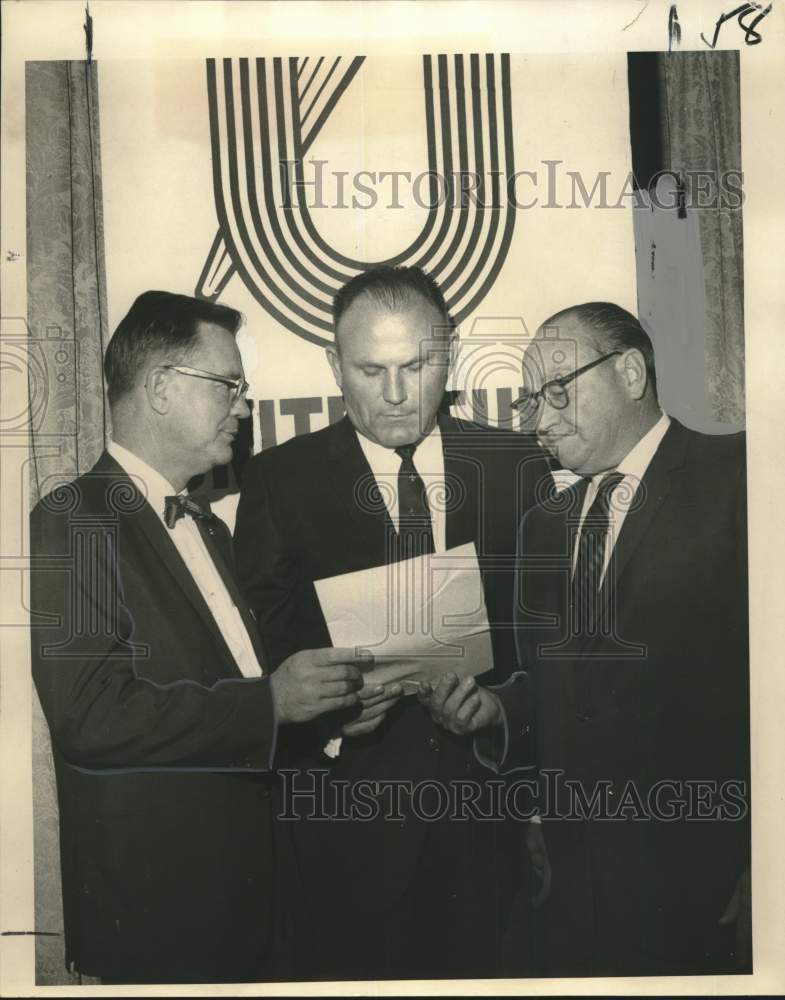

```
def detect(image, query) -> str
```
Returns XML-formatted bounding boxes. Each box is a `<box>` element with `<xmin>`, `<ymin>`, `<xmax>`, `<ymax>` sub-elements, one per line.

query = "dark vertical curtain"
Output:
<box><xmin>26</xmin><ymin>60</ymin><xmax>108</xmax><ymax>985</ymax></box>
<box><xmin>660</xmin><ymin>51</ymin><xmax>745</xmax><ymax>425</ymax></box>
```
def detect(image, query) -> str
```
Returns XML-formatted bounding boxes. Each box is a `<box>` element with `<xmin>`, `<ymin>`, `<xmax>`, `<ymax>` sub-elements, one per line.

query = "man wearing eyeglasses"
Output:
<box><xmin>30</xmin><ymin>291</ymin><xmax>369</xmax><ymax>984</ymax></box>
<box><xmin>509</xmin><ymin>302</ymin><xmax>750</xmax><ymax>976</ymax></box>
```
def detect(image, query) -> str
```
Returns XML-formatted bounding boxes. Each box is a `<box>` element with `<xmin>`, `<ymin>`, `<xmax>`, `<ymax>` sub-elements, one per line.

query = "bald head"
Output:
<box><xmin>522</xmin><ymin>302</ymin><xmax>661</xmax><ymax>475</ymax></box>
<box><xmin>538</xmin><ymin>302</ymin><xmax>657</xmax><ymax>399</ymax></box>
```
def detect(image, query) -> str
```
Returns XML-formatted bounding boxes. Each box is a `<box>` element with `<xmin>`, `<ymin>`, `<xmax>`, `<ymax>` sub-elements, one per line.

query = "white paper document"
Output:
<box><xmin>315</xmin><ymin>542</ymin><xmax>493</xmax><ymax>692</ymax></box>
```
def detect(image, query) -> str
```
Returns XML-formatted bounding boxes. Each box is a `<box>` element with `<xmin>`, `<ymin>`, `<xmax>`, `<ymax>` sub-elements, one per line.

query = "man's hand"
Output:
<box><xmin>526</xmin><ymin>820</ymin><xmax>552</xmax><ymax>909</ymax></box>
<box><xmin>341</xmin><ymin>681</ymin><xmax>404</xmax><ymax>738</ymax></box>
<box><xmin>417</xmin><ymin>673</ymin><xmax>502</xmax><ymax>736</ymax></box>
<box><xmin>270</xmin><ymin>648</ymin><xmax>372</xmax><ymax>724</ymax></box>
<box><xmin>719</xmin><ymin>864</ymin><xmax>752</xmax><ymax>969</ymax></box>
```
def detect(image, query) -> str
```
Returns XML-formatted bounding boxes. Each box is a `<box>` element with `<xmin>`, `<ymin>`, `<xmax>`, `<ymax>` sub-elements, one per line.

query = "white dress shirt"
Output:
<box><xmin>573</xmin><ymin>413</ymin><xmax>671</xmax><ymax>583</ymax></box>
<box><xmin>107</xmin><ymin>440</ymin><xmax>263</xmax><ymax>678</ymax></box>
<box><xmin>356</xmin><ymin>423</ymin><xmax>447</xmax><ymax>552</ymax></box>
<box><xmin>321</xmin><ymin>426</ymin><xmax>446</xmax><ymax>762</ymax></box>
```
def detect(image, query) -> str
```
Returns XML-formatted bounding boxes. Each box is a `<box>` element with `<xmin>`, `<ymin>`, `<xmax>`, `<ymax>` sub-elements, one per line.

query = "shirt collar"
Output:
<box><xmin>107</xmin><ymin>440</ymin><xmax>182</xmax><ymax>521</ymax></box>
<box><xmin>355</xmin><ymin>421</ymin><xmax>442</xmax><ymax>476</ymax></box>
<box><xmin>591</xmin><ymin>411</ymin><xmax>671</xmax><ymax>486</ymax></box>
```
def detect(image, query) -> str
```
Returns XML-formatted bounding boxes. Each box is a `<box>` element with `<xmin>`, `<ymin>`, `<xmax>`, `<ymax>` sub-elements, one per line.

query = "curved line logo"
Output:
<box><xmin>197</xmin><ymin>55</ymin><xmax>517</xmax><ymax>347</ymax></box>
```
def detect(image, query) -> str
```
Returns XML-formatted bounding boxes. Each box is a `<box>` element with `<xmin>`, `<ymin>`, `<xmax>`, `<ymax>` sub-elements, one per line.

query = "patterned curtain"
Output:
<box><xmin>660</xmin><ymin>51</ymin><xmax>745</xmax><ymax>425</ymax></box>
<box><xmin>26</xmin><ymin>60</ymin><xmax>109</xmax><ymax>985</ymax></box>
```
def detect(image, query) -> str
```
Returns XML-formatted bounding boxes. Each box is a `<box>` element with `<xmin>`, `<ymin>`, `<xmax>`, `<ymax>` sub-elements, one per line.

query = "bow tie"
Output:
<box><xmin>163</xmin><ymin>494</ymin><xmax>213</xmax><ymax>529</ymax></box>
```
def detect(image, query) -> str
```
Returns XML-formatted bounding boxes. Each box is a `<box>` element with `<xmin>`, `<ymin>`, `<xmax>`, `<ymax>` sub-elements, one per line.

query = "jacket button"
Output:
<box><xmin>576</xmin><ymin>712</ymin><xmax>592</xmax><ymax>723</ymax></box>
<box><xmin>428</xmin><ymin>737</ymin><xmax>440</xmax><ymax>752</ymax></box>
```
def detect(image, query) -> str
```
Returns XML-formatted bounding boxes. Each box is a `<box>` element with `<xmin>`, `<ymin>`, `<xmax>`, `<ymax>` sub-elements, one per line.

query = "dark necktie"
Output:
<box><xmin>395</xmin><ymin>443</ymin><xmax>435</xmax><ymax>559</ymax></box>
<box><xmin>571</xmin><ymin>471</ymin><xmax>625</xmax><ymax>633</ymax></box>
<box><xmin>163</xmin><ymin>493</ymin><xmax>214</xmax><ymax>529</ymax></box>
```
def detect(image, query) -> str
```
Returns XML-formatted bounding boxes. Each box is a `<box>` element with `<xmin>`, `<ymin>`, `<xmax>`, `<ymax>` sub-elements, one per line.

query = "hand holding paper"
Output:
<box><xmin>314</xmin><ymin>542</ymin><xmax>493</xmax><ymax>694</ymax></box>
<box><xmin>342</xmin><ymin>681</ymin><xmax>404</xmax><ymax>737</ymax></box>
<box><xmin>270</xmin><ymin>647</ymin><xmax>372</xmax><ymax>723</ymax></box>
<box><xmin>417</xmin><ymin>673</ymin><xmax>502</xmax><ymax>736</ymax></box>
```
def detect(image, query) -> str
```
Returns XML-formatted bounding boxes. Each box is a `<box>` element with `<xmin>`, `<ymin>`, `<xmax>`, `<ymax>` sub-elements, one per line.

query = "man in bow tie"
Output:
<box><xmin>513</xmin><ymin>302</ymin><xmax>750</xmax><ymax>975</ymax></box>
<box><xmin>30</xmin><ymin>291</ymin><xmax>368</xmax><ymax>984</ymax></box>
<box><xmin>234</xmin><ymin>266</ymin><xmax>550</xmax><ymax>980</ymax></box>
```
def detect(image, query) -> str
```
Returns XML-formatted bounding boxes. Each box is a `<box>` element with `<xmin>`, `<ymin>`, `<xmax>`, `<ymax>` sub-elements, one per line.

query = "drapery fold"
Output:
<box><xmin>660</xmin><ymin>50</ymin><xmax>745</xmax><ymax>425</ymax></box>
<box><xmin>26</xmin><ymin>60</ymin><xmax>110</xmax><ymax>506</ymax></box>
<box><xmin>26</xmin><ymin>60</ymin><xmax>108</xmax><ymax>985</ymax></box>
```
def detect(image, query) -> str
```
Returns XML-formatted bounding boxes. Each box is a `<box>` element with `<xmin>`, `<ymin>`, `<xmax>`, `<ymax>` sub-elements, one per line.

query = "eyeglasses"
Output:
<box><xmin>163</xmin><ymin>365</ymin><xmax>249</xmax><ymax>404</ymax></box>
<box><xmin>511</xmin><ymin>350</ymin><xmax>622</xmax><ymax>413</ymax></box>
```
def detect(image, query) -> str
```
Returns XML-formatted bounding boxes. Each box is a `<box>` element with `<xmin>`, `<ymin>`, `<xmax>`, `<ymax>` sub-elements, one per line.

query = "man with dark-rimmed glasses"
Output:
<box><xmin>504</xmin><ymin>301</ymin><xmax>751</xmax><ymax>976</ymax></box>
<box><xmin>29</xmin><ymin>290</ymin><xmax>369</xmax><ymax>983</ymax></box>
<box><xmin>438</xmin><ymin>302</ymin><xmax>751</xmax><ymax>976</ymax></box>
<box><xmin>512</xmin><ymin>348</ymin><xmax>622</xmax><ymax>414</ymax></box>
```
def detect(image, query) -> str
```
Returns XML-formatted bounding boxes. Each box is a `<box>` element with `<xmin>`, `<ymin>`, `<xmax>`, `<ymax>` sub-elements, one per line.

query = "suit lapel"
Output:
<box><xmin>195</xmin><ymin>516</ymin><xmax>271</xmax><ymax>672</ymax></box>
<box><xmin>577</xmin><ymin>420</ymin><xmax>690</xmax><ymax>649</ymax></box>
<box><xmin>326</xmin><ymin>417</ymin><xmax>396</xmax><ymax>564</ymax></box>
<box><xmin>603</xmin><ymin>419</ymin><xmax>690</xmax><ymax>596</ymax></box>
<box><xmin>439</xmin><ymin>414</ymin><xmax>479</xmax><ymax>551</ymax></box>
<box><xmin>538</xmin><ymin>478</ymin><xmax>588</xmax><ymax>656</ymax></box>
<box><xmin>95</xmin><ymin>453</ymin><xmax>240</xmax><ymax>674</ymax></box>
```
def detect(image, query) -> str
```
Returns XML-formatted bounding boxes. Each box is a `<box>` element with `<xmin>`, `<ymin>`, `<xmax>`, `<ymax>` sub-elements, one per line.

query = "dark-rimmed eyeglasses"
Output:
<box><xmin>163</xmin><ymin>365</ymin><xmax>249</xmax><ymax>404</ymax></box>
<box><xmin>511</xmin><ymin>350</ymin><xmax>622</xmax><ymax>413</ymax></box>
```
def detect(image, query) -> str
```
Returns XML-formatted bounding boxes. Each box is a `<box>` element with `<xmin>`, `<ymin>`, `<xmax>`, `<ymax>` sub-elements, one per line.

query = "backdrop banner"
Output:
<box><xmin>99</xmin><ymin>53</ymin><xmax>637</xmax><ymax>465</ymax></box>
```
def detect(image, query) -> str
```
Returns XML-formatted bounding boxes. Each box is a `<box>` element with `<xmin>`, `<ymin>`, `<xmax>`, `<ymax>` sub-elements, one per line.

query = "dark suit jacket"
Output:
<box><xmin>30</xmin><ymin>452</ymin><xmax>278</xmax><ymax>983</ymax></box>
<box><xmin>234</xmin><ymin>414</ymin><xmax>550</xmax><ymax>918</ymax></box>
<box><xmin>514</xmin><ymin>420</ymin><xmax>750</xmax><ymax>975</ymax></box>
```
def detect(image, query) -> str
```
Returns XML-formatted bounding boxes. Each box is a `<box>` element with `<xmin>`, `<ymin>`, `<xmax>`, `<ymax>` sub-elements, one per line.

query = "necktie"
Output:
<box><xmin>163</xmin><ymin>494</ymin><xmax>213</xmax><ymax>529</ymax></box>
<box><xmin>571</xmin><ymin>471</ymin><xmax>625</xmax><ymax>634</ymax></box>
<box><xmin>395</xmin><ymin>443</ymin><xmax>435</xmax><ymax>558</ymax></box>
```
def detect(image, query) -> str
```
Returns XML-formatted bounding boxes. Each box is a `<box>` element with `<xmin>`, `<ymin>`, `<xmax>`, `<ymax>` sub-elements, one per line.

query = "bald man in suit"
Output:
<box><xmin>512</xmin><ymin>303</ymin><xmax>750</xmax><ymax>976</ymax></box>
